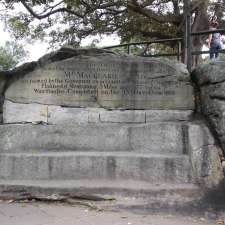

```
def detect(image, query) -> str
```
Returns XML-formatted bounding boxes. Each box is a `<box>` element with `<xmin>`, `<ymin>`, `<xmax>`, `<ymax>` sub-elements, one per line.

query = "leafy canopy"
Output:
<box><xmin>1</xmin><ymin>0</ymin><xmax>225</xmax><ymax>49</ymax></box>
<box><xmin>0</xmin><ymin>41</ymin><xmax>29</xmax><ymax>70</ymax></box>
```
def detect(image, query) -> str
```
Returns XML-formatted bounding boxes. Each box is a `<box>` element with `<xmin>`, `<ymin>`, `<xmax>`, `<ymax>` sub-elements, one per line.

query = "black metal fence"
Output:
<box><xmin>102</xmin><ymin>24</ymin><xmax>225</xmax><ymax>72</ymax></box>
<box><xmin>188</xmin><ymin>28</ymin><xmax>225</xmax><ymax>69</ymax></box>
<box><xmin>103</xmin><ymin>38</ymin><xmax>182</xmax><ymax>60</ymax></box>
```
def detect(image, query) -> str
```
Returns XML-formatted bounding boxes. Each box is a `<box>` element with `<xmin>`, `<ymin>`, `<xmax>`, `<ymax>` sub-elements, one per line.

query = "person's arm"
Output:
<box><xmin>208</xmin><ymin>33</ymin><xmax>212</xmax><ymax>48</ymax></box>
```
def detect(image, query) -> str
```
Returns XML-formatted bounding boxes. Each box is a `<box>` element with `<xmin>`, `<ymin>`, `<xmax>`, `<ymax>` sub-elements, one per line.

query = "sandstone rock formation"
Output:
<box><xmin>0</xmin><ymin>73</ymin><xmax>7</xmax><ymax>122</ymax></box>
<box><xmin>4</xmin><ymin>48</ymin><xmax>194</xmax><ymax>110</ymax></box>
<box><xmin>192</xmin><ymin>58</ymin><xmax>225</xmax><ymax>155</ymax></box>
<box><xmin>0</xmin><ymin>48</ymin><xmax>223</xmax><ymax>208</ymax></box>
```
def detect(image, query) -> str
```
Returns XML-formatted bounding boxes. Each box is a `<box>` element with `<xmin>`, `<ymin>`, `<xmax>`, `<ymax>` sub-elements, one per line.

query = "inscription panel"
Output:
<box><xmin>5</xmin><ymin>57</ymin><xmax>194</xmax><ymax>109</ymax></box>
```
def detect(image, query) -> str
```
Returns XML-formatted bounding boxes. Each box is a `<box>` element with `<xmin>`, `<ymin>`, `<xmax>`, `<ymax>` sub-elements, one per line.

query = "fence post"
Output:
<box><xmin>127</xmin><ymin>45</ymin><xmax>131</xmax><ymax>54</ymax></box>
<box><xmin>186</xmin><ymin>14</ymin><xmax>192</xmax><ymax>72</ymax></box>
<box><xmin>177</xmin><ymin>41</ymin><xmax>182</xmax><ymax>61</ymax></box>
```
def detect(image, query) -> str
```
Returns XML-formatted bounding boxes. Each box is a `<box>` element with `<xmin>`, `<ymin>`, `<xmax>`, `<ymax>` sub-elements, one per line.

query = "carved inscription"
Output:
<box><xmin>5</xmin><ymin>58</ymin><xmax>194</xmax><ymax>109</ymax></box>
<box><xmin>21</xmin><ymin>62</ymin><xmax>179</xmax><ymax>97</ymax></box>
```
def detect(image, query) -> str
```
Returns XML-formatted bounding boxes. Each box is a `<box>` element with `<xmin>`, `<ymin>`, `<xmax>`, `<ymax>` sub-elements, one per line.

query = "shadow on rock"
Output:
<box><xmin>125</xmin><ymin>180</ymin><xmax>225</xmax><ymax>219</ymax></box>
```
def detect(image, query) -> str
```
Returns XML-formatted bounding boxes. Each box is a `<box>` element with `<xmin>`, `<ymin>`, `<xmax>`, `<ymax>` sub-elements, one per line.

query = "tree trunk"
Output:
<box><xmin>191</xmin><ymin>1</ymin><xmax>209</xmax><ymax>68</ymax></box>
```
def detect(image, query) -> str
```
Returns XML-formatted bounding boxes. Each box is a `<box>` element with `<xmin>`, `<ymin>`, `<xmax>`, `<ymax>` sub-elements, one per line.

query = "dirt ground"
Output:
<box><xmin>0</xmin><ymin>200</ymin><xmax>223</xmax><ymax>225</ymax></box>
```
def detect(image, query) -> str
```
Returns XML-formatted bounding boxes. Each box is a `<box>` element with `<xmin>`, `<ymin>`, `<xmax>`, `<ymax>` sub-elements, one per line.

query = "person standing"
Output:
<box><xmin>208</xmin><ymin>20</ymin><xmax>222</xmax><ymax>59</ymax></box>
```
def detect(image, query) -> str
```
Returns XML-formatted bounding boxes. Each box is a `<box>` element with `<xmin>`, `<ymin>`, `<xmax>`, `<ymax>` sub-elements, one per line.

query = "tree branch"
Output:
<box><xmin>40</xmin><ymin>1</ymin><xmax>64</xmax><ymax>15</ymax></box>
<box><xmin>127</xmin><ymin>1</ymin><xmax>181</xmax><ymax>24</ymax></box>
<box><xmin>172</xmin><ymin>0</ymin><xmax>180</xmax><ymax>15</ymax></box>
<box><xmin>190</xmin><ymin>0</ymin><xmax>205</xmax><ymax>13</ymax></box>
<box><xmin>20</xmin><ymin>0</ymin><xmax>84</xmax><ymax>19</ymax></box>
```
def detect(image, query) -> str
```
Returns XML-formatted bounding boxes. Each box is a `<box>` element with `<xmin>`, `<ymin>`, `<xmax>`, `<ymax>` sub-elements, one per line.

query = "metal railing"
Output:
<box><xmin>103</xmin><ymin>38</ymin><xmax>182</xmax><ymax>61</ymax></box>
<box><xmin>186</xmin><ymin>28</ymin><xmax>225</xmax><ymax>71</ymax></box>
<box><xmin>102</xmin><ymin>25</ymin><xmax>225</xmax><ymax>72</ymax></box>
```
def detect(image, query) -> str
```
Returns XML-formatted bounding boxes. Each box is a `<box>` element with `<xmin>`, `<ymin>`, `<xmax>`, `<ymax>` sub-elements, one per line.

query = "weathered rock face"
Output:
<box><xmin>192</xmin><ymin>58</ymin><xmax>225</xmax><ymax>154</ymax></box>
<box><xmin>0</xmin><ymin>73</ymin><xmax>8</xmax><ymax>123</ymax></box>
<box><xmin>186</xmin><ymin>122</ymin><xmax>224</xmax><ymax>187</ymax></box>
<box><xmin>4</xmin><ymin>48</ymin><xmax>194</xmax><ymax>110</ymax></box>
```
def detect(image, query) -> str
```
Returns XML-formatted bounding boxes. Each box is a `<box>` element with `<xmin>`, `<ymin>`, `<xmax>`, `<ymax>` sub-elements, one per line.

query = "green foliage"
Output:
<box><xmin>0</xmin><ymin>0</ymin><xmax>224</xmax><ymax>52</ymax></box>
<box><xmin>7</xmin><ymin>16</ymin><xmax>46</xmax><ymax>42</ymax></box>
<box><xmin>0</xmin><ymin>41</ymin><xmax>29</xmax><ymax>71</ymax></box>
<box><xmin>7</xmin><ymin>16</ymin><xmax>30</xmax><ymax>39</ymax></box>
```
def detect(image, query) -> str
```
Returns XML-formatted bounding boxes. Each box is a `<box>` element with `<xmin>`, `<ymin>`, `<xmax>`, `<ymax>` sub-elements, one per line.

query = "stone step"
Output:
<box><xmin>0</xmin><ymin>152</ymin><xmax>193</xmax><ymax>183</ymax></box>
<box><xmin>0</xmin><ymin>122</ymin><xmax>187</xmax><ymax>154</ymax></box>
<box><xmin>0</xmin><ymin>180</ymin><xmax>201</xmax><ymax>209</ymax></box>
<box><xmin>3</xmin><ymin>100</ymin><xmax>194</xmax><ymax>124</ymax></box>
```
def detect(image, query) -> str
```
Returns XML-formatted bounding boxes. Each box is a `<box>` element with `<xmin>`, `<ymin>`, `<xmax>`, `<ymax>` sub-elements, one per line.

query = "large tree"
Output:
<box><xmin>1</xmin><ymin>1</ymin><xmax>225</xmax><ymax>59</ymax></box>
<box><xmin>0</xmin><ymin>41</ymin><xmax>29</xmax><ymax>70</ymax></box>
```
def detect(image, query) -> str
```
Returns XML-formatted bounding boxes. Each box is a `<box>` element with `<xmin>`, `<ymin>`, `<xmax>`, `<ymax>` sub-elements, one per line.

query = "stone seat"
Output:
<box><xmin>0</xmin><ymin>152</ymin><xmax>192</xmax><ymax>183</ymax></box>
<box><xmin>0</xmin><ymin>117</ymin><xmax>223</xmax><ymax>205</ymax></box>
<box><xmin>0</xmin><ymin>122</ymin><xmax>187</xmax><ymax>154</ymax></box>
